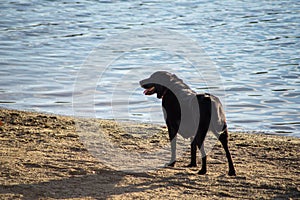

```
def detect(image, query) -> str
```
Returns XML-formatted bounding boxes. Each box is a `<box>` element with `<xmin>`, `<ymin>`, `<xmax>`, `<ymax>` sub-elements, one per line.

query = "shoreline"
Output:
<box><xmin>0</xmin><ymin>108</ymin><xmax>299</xmax><ymax>199</ymax></box>
<box><xmin>2</xmin><ymin>106</ymin><xmax>298</xmax><ymax>139</ymax></box>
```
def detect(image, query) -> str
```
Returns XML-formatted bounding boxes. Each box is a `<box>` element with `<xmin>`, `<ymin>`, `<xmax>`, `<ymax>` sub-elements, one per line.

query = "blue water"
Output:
<box><xmin>1</xmin><ymin>0</ymin><xmax>299</xmax><ymax>137</ymax></box>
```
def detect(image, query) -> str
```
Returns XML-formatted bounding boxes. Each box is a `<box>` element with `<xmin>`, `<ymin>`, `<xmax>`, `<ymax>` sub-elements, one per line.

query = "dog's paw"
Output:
<box><xmin>197</xmin><ymin>168</ymin><xmax>207</xmax><ymax>175</ymax></box>
<box><xmin>228</xmin><ymin>170</ymin><xmax>236</xmax><ymax>176</ymax></box>
<box><xmin>165</xmin><ymin>161</ymin><xmax>176</xmax><ymax>167</ymax></box>
<box><xmin>186</xmin><ymin>163</ymin><xmax>197</xmax><ymax>168</ymax></box>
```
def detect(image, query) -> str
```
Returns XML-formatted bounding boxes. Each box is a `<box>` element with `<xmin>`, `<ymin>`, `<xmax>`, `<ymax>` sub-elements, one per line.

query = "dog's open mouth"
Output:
<box><xmin>143</xmin><ymin>86</ymin><xmax>155</xmax><ymax>95</ymax></box>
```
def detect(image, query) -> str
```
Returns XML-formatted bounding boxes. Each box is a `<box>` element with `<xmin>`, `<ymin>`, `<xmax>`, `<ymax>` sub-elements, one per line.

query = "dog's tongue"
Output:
<box><xmin>143</xmin><ymin>87</ymin><xmax>155</xmax><ymax>95</ymax></box>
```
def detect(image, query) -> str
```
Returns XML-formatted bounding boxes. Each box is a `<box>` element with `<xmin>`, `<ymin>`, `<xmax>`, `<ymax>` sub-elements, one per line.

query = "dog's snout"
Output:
<box><xmin>140</xmin><ymin>79</ymin><xmax>146</xmax><ymax>86</ymax></box>
<box><xmin>140</xmin><ymin>78</ymin><xmax>152</xmax><ymax>87</ymax></box>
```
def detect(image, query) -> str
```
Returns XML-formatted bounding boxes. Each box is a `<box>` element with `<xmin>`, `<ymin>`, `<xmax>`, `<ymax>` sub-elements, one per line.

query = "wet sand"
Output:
<box><xmin>0</xmin><ymin>108</ymin><xmax>299</xmax><ymax>199</ymax></box>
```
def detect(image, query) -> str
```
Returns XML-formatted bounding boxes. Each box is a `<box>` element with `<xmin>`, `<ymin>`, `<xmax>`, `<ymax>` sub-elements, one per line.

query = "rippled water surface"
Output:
<box><xmin>1</xmin><ymin>0</ymin><xmax>299</xmax><ymax>137</ymax></box>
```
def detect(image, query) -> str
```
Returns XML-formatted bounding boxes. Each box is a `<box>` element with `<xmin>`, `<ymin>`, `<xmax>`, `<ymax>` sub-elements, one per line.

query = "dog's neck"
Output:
<box><xmin>161</xmin><ymin>89</ymin><xmax>168</xmax><ymax>99</ymax></box>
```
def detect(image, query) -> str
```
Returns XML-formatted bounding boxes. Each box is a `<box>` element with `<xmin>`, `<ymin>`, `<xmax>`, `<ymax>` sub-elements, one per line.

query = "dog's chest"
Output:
<box><xmin>162</xmin><ymin>95</ymin><xmax>200</xmax><ymax>139</ymax></box>
<box><xmin>178</xmin><ymin>97</ymin><xmax>200</xmax><ymax>138</ymax></box>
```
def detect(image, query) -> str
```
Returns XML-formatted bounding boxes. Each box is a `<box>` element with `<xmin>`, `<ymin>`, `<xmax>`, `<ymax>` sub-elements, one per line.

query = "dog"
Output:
<box><xmin>140</xmin><ymin>71</ymin><xmax>236</xmax><ymax>176</ymax></box>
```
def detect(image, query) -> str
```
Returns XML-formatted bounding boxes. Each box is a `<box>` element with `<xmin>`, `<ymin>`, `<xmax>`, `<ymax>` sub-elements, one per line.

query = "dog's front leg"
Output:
<box><xmin>166</xmin><ymin>135</ymin><xmax>177</xmax><ymax>167</ymax></box>
<box><xmin>165</xmin><ymin>119</ymin><xmax>178</xmax><ymax>167</ymax></box>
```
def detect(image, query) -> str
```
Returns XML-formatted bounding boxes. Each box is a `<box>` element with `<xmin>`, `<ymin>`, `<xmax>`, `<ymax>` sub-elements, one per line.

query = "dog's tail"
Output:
<box><xmin>222</xmin><ymin>122</ymin><xmax>228</xmax><ymax>132</ymax></box>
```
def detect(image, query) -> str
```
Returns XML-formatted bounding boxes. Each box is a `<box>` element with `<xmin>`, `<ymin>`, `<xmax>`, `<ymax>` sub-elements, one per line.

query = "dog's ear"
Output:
<box><xmin>169</xmin><ymin>73</ymin><xmax>178</xmax><ymax>82</ymax></box>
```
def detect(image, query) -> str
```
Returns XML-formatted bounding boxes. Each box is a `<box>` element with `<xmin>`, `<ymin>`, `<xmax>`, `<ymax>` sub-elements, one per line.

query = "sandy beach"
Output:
<box><xmin>0</xmin><ymin>108</ymin><xmax>299</xmax><ymax>199</ymax></box>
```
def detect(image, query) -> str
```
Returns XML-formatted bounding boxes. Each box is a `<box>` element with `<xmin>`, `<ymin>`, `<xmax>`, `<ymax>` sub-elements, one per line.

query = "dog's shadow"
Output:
<box><xmin>0</xmin><ymin>168</ymin><xmax>200</xmax><ymax>200</ymax></box>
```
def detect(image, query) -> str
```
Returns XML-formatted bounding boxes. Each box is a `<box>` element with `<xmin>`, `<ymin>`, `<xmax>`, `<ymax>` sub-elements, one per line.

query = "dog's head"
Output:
<box><xmin>139</xmin><ymin>71</ymin><xmax>173</xmax><ymax>99</ymax></box>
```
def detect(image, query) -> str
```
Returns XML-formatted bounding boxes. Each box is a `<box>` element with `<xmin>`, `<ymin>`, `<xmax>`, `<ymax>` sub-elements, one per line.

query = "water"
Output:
<box><xmin>1</xmin><ymin>0</ymin><xmax>299</xmax><ymax>137</ymax></box>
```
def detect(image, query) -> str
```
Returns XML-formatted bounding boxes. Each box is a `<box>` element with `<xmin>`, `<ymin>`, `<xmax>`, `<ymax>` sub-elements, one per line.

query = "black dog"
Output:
<box><xmin>140</xmin><ymin>71</ymin><xmax>236</xmax><ymax>176</ymax></box>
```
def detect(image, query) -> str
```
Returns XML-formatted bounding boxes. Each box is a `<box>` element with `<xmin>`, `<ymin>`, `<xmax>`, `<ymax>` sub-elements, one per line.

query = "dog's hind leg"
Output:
<box><xmin>187</xmin><ymin>136</ymin><xmax>207</xmax><ymax>174</ymax></box>
<box><xmin>219</xmin><ymin>129</ymin><xmax>236</xmax><ymax>176</ymax></box>
<box><xmin>198</xmin><ymin>143</ymin><xmax>207</xmax><ymax>175</ymax></box>
<box><xmin>187</xmin><ymin>138</ymin><xmax>197</xmax><ymax>167</ymax></box>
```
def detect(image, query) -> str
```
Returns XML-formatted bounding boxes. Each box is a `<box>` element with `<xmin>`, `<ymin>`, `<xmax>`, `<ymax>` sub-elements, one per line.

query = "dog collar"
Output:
<box><xmin>161</xmin><ymin>90</ymin><xmax>168</xmax><ymax>99</ymax></box>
